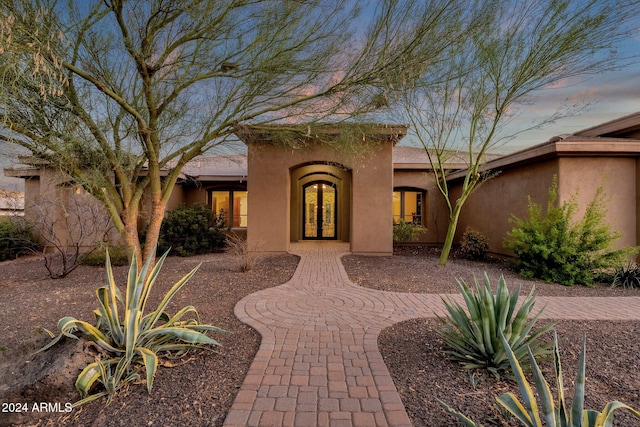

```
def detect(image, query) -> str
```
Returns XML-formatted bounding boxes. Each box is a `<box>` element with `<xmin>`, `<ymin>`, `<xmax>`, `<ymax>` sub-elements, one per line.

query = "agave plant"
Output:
<box><xmin>39</xmin><ymin>250</ymin><xmax>226</xmax><ymax>406</ymax></box>
<box><xmin>437</xmin><ymin>273</ymin><xmax>554</xmax><ymax>375</ymax></box>
<box><xmin>440</xmin><ymin>331</ymin><xmax>640</xmax><ymax>427</ymax></box>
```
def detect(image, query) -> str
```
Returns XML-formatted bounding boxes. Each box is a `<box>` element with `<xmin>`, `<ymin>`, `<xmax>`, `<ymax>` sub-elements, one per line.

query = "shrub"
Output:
<box><xmin>0</xmin><ymin>218</ymin><xmax>39</xmax><ymax>261</ymax></box>
<box><xmin>39</xmin><ymin>250</ymin><xmax>226</xmax><ymax>406</ymax></box>
<box><xmin>504</xmin><ymin>177</ymin><xmax>635</xmax><ymax>286</ymax></box>
<box><xmin>440</xmin><ymin>331</ymin><xmax>640</xmax><ymax>427</ymax></box>
<box><xmin>157</xmin><ymin>203</ymin><xmax>226</xmax><ymax>256</ymax></box>
<box><xmin>393</xmin><ymin>220</ymin><xmax>424</xmax><ymax>243</ymax></box>
<box><xmin>610</xmin><ymin>262</ymin><xmax>640</xmax><ymax>289</ymax></box>
<box><xmin>80</xmin><ymin>244</ymin><xmax>129</xmax><ymax>267</ymax></box>
<box><xmin>437</xmin><ymin>273</ymin><xmax>554</xmax><ymax>376</ymax></box>
<box><xmin>225</xmin><ymin>232</ymin><xmax>259</xmax><ymax>272</ymax></box>
<box><xmin>460</xmin><ymin>227</ymin><xmax>489</xmax><ymax>260</ymax></box>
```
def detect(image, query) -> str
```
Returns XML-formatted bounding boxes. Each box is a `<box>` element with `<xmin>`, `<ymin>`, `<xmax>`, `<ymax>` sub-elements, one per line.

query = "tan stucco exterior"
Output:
<box><xmin>451</xmin><ymin>137</ymin><xmax>640</xmax><ymax>256</ymax></box>
<box><xmin>7</xmin><ymin>112</ymin><xmax>640</xmax><ymax>261</ymax></box>
<box><xmin>242</xmin><ymin>129</ymin><xmax>403</xmax><ymax>255</ymax></box>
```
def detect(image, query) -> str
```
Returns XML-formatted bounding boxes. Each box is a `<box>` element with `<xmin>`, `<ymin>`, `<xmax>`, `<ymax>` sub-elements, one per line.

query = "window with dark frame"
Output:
<box><xmin>393</xmin><ymin>189</ymin><xmax>424</xmax><ymax>225</ymax></box>
<box><xmin>210</xmin><ymin>190</ymin><xmax>247</xmax><ymax>228</ymax></box>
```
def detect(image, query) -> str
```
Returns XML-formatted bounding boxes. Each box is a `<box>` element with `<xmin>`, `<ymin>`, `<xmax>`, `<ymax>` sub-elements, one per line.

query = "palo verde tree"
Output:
<box><xmin>393</xmin><ymin>0</ymin><xmax>640</xmax><ymax>266</ymax></box>
<box><xmin>0</xmin><ymin>0</ymin><xmax>455</xmax><ymax>262</ymax></box>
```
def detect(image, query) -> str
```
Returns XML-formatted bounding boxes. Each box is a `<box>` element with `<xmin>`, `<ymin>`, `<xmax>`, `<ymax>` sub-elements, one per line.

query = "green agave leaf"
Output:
<box><xmin>499</xmin><ymin>332</ymin><xmax>542</xmax><ymax>426</ymax></box>
<box><xmin>72</xmin><ymin>391</ymin><xmax>109</xmax><ymax>408</ymax></box>
<box><xmin>144</xmin><ymin>263</ymin><xmax>201</xmax><ymax>331</ymax></box>
<box><xmin>143</xmin><ymin>327</ymin><xmax>221</xmax><ymax>346</ymax></box>
<box><xmin>60</xmin><ymin>317</ymin><xmax>121</xmax><ymax>354</ymax></box>
<box><xmin>124</xmin><ymin>308</ymin><xmax>142</xmax><ymax>361</ymax></box>
<box><xmin>184</xmin><ymin>324</ymin><xmax>228</xmax><ymax>334</ymax></box>
<box><xmin>596</xmin><ymin>401</ymin><xmax>640</xmax><ymax>426</ymax></box>
<box><xmin>553</xmin><ymin>333</ymin><xmax>569</xmax><ymax>426</ymax></box>
<box><xmin>569</xmin><ymin>335</ymin><xmax>587</xmax><ymax>426</ymax></box>
<box><xmin>136</xmin><ymin>347</ymin><xmax>158</xmax><ymax>394</ymax></box>
<box><xmin>437</xmin><ymin>398</ymin><xmax>484</xmax><ymax>427</ymax></box>
<box><xmin>75</xmin><ymin>361</ymin><xmax>103</xmax><ymax>398</ymax></box>
<box><xmin>104</xmin><ymin>250</ymin><xmax>124</xmax><ymax>343</ymax></box>
<box><xmin>527</xmin><ymin>346</ymin><xmax>556</xmax><ymax>427</ymax></box>
<box><xmin>139</xmin><ymin>250</ymin><xmax>170</xmax><ymax>316</ymax></box>
<box><xmin>497</xmin><ymin>393</ymin><xmax>536</xmax><ymax>427</ymax></box>
<box><xmin>162</xmin><ymin>305</ymin><xmax>201</xmax><ymax>327</ymax></box>
<box><xmin>96</xmin><ymin>287</ymin><xmax>124</xmax><ymax>346</ymax></box>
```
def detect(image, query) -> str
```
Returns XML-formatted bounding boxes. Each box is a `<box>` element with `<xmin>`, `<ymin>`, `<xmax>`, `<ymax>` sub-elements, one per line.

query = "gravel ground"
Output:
<box><xmin>0</xmin><ymin>253</ymin><xmax>299</xmax><ymax>427</ymax></box>
<box><xmin>343</xmin><ymin>249</ymin><xmax>640</xmax><ymax>426</ymax></box>
<box><xmin>1</xmin><ymin>248</ymin><xmax>639</xmax><ymax>427</ymax></box>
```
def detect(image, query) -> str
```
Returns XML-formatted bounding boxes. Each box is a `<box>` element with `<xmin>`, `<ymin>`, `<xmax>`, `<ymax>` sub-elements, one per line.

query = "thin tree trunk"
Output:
<box><xmin>439</xmin><ymin>206</ymin><xmax>462</xmax><ymax>266</ymax></box>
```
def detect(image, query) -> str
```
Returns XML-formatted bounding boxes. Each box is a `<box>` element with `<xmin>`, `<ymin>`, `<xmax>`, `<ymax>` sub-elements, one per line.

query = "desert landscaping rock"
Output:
<box><xmin>1</xmin><ymin>244</ymin><xmax>639</xmax><ymax>426</ymax></box>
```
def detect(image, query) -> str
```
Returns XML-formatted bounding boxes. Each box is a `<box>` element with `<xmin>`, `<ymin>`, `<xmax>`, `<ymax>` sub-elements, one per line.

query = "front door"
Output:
<box><xmin>303</xmin><ymin>181</ymin><xmax>337</xmax><ymax>239</ymax></box>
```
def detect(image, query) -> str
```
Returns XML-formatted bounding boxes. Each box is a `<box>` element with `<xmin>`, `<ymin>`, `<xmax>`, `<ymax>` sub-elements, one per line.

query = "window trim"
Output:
<box><xmin>209</xmin><ymin>189</ymin><xmax>248</xmax><ymax>229</ymax></box>
<box><xmin>393</xmin><ymin>188</ymin><xmax>425</xmax><ymax>226</ymax></box>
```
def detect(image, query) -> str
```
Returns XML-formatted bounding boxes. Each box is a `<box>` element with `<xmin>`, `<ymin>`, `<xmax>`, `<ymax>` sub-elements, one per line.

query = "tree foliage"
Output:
<box><xmin>392</xmin><ymin>0</ymin><xmax>640</xmax><ymax>265</ymax></box>
<box><xmin>0</xmin><ymin>0</ymin><xmax>446</xmax><ymax>261</ymax></box>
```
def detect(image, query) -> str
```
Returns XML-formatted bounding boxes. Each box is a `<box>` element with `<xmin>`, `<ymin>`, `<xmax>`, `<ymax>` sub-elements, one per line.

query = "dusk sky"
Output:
<box><xmin>1</xmin><ymin>3</ymin><xmax>640</xmax><ymax>189</ymax></box>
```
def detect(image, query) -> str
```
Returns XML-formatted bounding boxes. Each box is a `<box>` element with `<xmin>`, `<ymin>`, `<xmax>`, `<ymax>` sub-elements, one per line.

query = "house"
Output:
<box><xmin>5</xmin><ymin>113</ymin><xmax>640</xmax><ymax>257</ymax></box>
<box><xmin>0</xmin><ymin>190</ymin><xmax>24</xmax><ymax>217</ymax></box>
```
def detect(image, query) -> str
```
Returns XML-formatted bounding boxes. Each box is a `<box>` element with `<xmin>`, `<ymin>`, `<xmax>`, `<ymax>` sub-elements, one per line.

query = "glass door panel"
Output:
<box><xmin>304</xmin><ymin>182</ymin><xmax>337</xmax><ymax>239</ymax></box>
<box><xmin>321</xmin><ymin>185</ymin><xmax>335</xmax><ymax>238</ymax></box>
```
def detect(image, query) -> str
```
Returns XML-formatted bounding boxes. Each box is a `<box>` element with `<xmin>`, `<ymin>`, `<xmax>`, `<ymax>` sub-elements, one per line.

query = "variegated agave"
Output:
<box><xmin>39</xmin><ymin>250</ymin><xmax>226</xmax><ymax>406</ymax></box>
<box><xmin>437</xmin><ymin>273</ymin><xmax>554</xmax><ymax>376</ymax></box>
<box><xmin>440</xmin><ymin>331</ymin><xmax>640</xmax><ymax>427</ymax></box>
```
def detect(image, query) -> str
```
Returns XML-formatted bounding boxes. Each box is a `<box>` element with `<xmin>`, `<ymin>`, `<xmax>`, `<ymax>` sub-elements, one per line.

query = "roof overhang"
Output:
<box><xmin>446</xmin><ymin>135</ymin><xmax>640</xmax><ymax>181</ymax></box>
<box><xmin>235</xmin><ymin>122</ymin><xmax>409</xmax><ymax>146</ymax></box>
<box><xmin>574</xmin><ymin>111</ymin><xmax>640</xmax><ymax>138</ymax></box>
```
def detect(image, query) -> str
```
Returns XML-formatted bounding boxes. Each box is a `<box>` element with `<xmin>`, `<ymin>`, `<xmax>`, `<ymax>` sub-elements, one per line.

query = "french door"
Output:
<box><xmin>303</xmin><ymin>181</ymin><xmax>337</xmax><ymax>239</ymax></box>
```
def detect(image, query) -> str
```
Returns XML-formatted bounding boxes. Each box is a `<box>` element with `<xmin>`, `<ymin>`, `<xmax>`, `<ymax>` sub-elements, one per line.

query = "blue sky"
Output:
<box><xmin>2</xmin><ymin>2</ymin><xmax>640</xmax><ymax>189</ymax></box>
<box><xmin>491</xmin><ymin>36</ymin><xmax>640</xmax><ymax>153</ymax></box>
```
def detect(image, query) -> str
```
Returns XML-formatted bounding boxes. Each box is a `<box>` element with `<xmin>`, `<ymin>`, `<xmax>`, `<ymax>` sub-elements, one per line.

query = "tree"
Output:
<box><xmin>394</xmin><ymin>0</ymin><xmax>640</xmax><ymax>265</ymax></box>
<box><xmin>0</xmin><ymin>0</ymin><xmax>453</xmax><ymax>262</ymax></box>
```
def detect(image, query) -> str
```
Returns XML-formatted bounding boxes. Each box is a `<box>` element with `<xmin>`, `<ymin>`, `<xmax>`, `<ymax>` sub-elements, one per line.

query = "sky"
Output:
<box><xmin>1</xmin><ymin>1</ymin><xmax>640</xmax><ymax>190</ymax></box>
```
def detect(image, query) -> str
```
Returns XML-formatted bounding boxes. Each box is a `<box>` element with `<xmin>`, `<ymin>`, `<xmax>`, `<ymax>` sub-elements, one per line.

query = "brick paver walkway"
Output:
<box><xmin>223</xmin><ymin>242</ymin><xmax>640</xmax><ymax>427</ymax></box>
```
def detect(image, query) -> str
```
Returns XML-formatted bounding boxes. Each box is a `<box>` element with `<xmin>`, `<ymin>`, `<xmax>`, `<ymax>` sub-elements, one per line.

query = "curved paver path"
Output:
<box><xmin>224</xmin><ymin>242</ymin><xmax>640</xmax><ymax>427</ymax></box>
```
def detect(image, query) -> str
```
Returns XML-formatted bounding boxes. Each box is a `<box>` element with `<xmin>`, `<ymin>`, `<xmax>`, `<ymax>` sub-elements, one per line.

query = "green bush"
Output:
<box><xmin>437</xmin><ymin>273</ymin><xmax>554</xmax><ymax>376</ymax></box>
<box><xmin>610</xmin><ymin>263</ymin><xmax>640</xmax><ymax>289</ymax></box>
<box><xmin>504</xmin><ymin>177</ymin><xmax>634</xmax><ymax>286</ymax></box>
<box><xmin>0</xmin><ymin>218</ymin><xmax>39</xmax><ymax>261</ymax></box>
<box><xmin>80</xmin><ymin>244</ymin><xmax>129</xmax><ymax>267</ymax></box>
<box><xmin>393</xmin><ymin>220</ymin><xmax>424</xmax><ymax>243</ymax></box>
<box><xmin>39</xmin><ymin>250</ymin><xmax>226</xmax><ymax>406</ymax></box>
<box><xmin>441</xmin><ymin>331</ymin><xmax>640</xmax><ymax>427</ymax></box>
<box><xmin>157</xmin><ymin>203</ymin><xmax>226</xmax><ymax>256</ymax></box>
<box><xmin>460</xmin><ymin>227</ymin><xmax>489</xmax><ymax>260</ymax></box>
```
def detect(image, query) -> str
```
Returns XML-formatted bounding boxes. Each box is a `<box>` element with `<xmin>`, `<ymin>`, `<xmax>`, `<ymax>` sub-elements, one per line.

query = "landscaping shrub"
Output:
<box><xmin>393</xmin><ymin>220</ymin><xmax>424</xmax><ymax>243</ymax></box>
<box><xmin>460</xmin><ymin>227</ymin><xmax>489</xmax><ymax>260</ymax></box>
<box><xmin>441</xmin><ymin>331</ymin><xmax>640</xmax><ymax>426</ymax></box>
<box><xmin>39</xmin><ymin>250</ymin><xmax>226</xmax><ymax>406</ymax></box>
<box><xmin>504</xmin><ymin>177</ymin><xmax>635</xmax><ymax>286</ymax></box>
<box><xmin>157</xmin><ymin>203</ymin><xmax>226</xmax><ymax>256</ymax></box>
<box><xmin>0</xmin><ymin>218</ymin><xmax>39</xmax><ymax>261</ymax></box>
<box><xmin>610</xmin><ymin>262</ymin><xmax>640</xmax><ymax>289</ymax></box>
<box><xmin>225</xmin><ymin>232</ymin><xmax>259</xmax><ymax>272</ymax></box>
<box><xmin>80</xmin><ymin>244</ymin><xmax>129</xmax><ymax>267</ymax></box>
<box><xmin>437</xmin><ymin>273</ymin><xmax>554</xmax><ymax>377</ymax></box>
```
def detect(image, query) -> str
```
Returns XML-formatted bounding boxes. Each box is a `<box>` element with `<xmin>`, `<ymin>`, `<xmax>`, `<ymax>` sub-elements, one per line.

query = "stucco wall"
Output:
<box><xmin>451</xmin><ymin>159</ymin><xmax>560</xmax><ymax>256</ymax></box>
<box><xmin>247</xmin><ymin>141</ymin><xmax>395</xmax><ymax>255</ymax></box>
<box><xmin>451</xmin><ymin>155</ymin><xmax>638</xmax><ymax>256</ymax></box>
<box><xmin>556</xmin><ymin>157</ymin><xmax>637</xmax><ymax>249</ymax></box>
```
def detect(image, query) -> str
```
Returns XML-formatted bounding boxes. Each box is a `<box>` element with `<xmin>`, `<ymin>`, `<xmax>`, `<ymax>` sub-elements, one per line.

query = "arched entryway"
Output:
<box><xmin>290</xmin><ymin>163</ymin><xmax>351</xmax><ymax>242</ymax></box>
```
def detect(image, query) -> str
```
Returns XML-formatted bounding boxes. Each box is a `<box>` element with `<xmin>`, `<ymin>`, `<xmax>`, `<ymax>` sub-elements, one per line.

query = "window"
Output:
<box><xmin>211</xmin><ymin>190</ymin><xmax>247</xmax><ymax>227</ymax></box>
<box><xmin>393</xmin><ymin>189</ymin><xmax>424</xmax><ymax>225</ymax></box>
